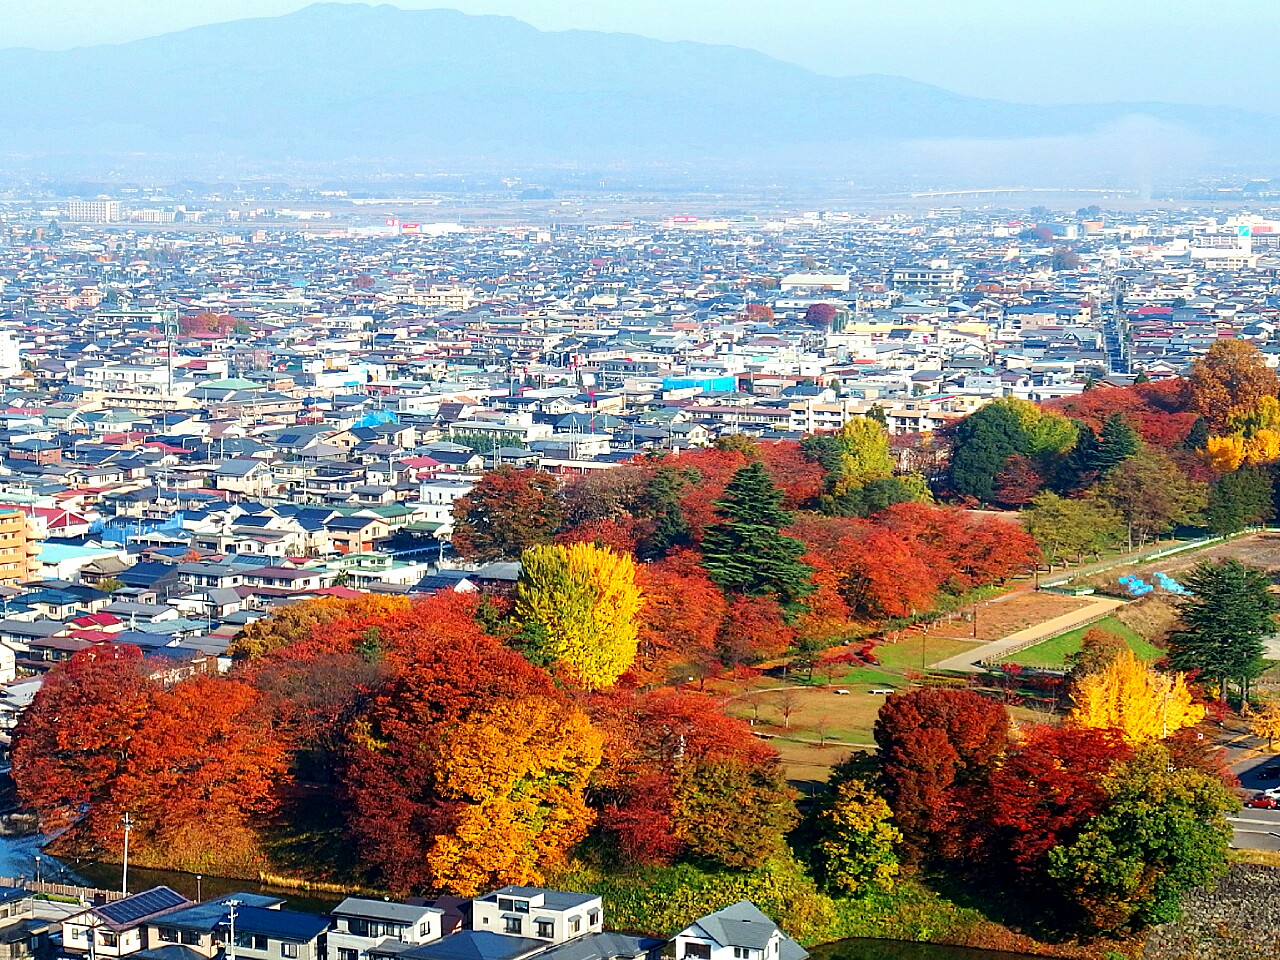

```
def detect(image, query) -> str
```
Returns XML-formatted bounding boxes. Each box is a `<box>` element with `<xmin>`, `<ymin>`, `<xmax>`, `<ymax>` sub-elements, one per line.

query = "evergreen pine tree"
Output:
<box><xmin>701</xmin><ymin>461</ymin><xmax>813</xmax><ymax>600</ymax></box>
<box><xmin>1185</xmin><ymin>416</ymin><xmax>1211</xmax><ymax>452</ymax></box>
<box><xmin>1093</xmin><ymin>413</ymin><xmax>1140</xmax><ymax>473</ymax></box>
<box><xmin>637</xmin><ymin>465</ymin><xmax>693</xmax><ymax>560</ymax></box>
<box><xmin>1170</xmin><ymin>559</ymin><xmax>1279</xmax><ymax>700</ymax></box>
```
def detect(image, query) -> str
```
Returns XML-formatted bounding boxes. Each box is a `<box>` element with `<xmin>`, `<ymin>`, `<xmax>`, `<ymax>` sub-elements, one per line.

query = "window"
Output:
<box><xmin>339</xmin><ymin>950</ymin><xmax>358</xmax><ymax>960</ymax></box>
<box><xmin>255</xmin><ymin>937</ymin><xmax>269</xmax><ymax>952</ymax></box>
<box><xmin>158</xmin><ymin>930</ymin><xmax>178</xmax><ymax>944</ymax></box>
<box><xmin>418</xmin><ymin>924</ymin><xmax>429</xmax><ymax>939</ymax></box>
<box><xmin>587</xmin><ymin>911</ymin><xmax>599</xmax><ymax>927</ymax></box>
<box><xmin>182</xmin><ymin>932</ymin><xmax>202</xmax><ymax>946</ymax></box>
<box><xmin>535</xmin><ymin>921</ymin><xmax>554</xmax><ymax>939</ymax></box>
<box><xmin>569</xmin><ymin>918</ymin><xmax>581</xmax><ymax>935</ymax></box>
<box><xmin>503</xmin><ymin>918</ymin><xmax>522</xmax><ymax>935</ymax></box>
<box><xmin>99</xmin><ymin>933</ymin><xmax>118</xmax><ymax>948</ymax></box>
<box><xmin>684</xmin><ymin>945</ymin><xmax>712</xmax><ymax>960</ymax></box>
<box><xmin>349</xmin><ymin>920</ymin><xmax>369</xmax><ymax>938</ymax></box>
<box><xmin>734</xmin><ymin>949</ymin><xmax>752</xmax><ymax>959</ymax></box>
<box><xmin>235</xmin><ymin>933</ymin><xmax>254</xmax><ymax>949</ymax></box>
<box><xmin>281</xmin><ymin>944</ymin><xmax>299</xmax><ymax>959</ymax></box>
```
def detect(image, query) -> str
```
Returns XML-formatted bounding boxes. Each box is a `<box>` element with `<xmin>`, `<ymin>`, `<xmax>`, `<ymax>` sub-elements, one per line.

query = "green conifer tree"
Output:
<box><xmin>701</xmin><ymin>462</ymin><xmax>813</xmax><ymax>600</ymax></box>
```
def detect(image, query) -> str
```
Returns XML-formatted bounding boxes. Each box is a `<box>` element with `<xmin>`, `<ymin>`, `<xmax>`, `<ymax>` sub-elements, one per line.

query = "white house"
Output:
<box><xmin>671</xmin><ymin>902</ymin><xmax>807</xmax><ymax>960</ymax></box>
<box><xmin>470</xmin><ymin>887</ymin><xmax>602</xmax><ymax>944</ymax></box>
<box><xmin>329</xmin><ymin>898</ymin><xmax>443</xmax><ymax>960</ymax></box>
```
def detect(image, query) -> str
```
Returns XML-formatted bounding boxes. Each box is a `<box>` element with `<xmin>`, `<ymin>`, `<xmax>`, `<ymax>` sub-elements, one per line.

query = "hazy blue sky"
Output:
<box><xmin>3</xmin><ymin>0</ymin><xmax>1277</xmax><ymax>111</ymax></box>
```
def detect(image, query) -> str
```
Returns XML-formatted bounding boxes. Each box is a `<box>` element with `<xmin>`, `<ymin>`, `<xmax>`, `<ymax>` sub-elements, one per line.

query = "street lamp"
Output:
<box><xmin>196</xmin><ymin>875</ymin><xmax>202</xmax><ymax>902</ymax></box>
<box><xmin>33</xmin><ymin>856</ymin><xmax>40</xmax><ymax>884</ymax></box>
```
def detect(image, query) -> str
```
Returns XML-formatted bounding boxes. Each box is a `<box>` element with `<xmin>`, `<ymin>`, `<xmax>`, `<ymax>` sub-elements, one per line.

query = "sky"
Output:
<box><xmin>2</xmin><ymin>0</ymin><xmax>1278</xmax><ymax>112</ymax></box>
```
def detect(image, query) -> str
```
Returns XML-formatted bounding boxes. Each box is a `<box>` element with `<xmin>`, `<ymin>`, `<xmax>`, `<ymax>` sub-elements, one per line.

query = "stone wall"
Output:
<box><xmin>1144</xmin><ymin>863</ymin><xmax>1280</xmax><ymax>960</ymax></box>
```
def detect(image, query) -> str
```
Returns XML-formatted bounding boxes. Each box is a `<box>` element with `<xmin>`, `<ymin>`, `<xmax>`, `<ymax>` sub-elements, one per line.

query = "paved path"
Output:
<box><xmin>929</xmin><ymin>595</ymin><xmax>1126</xmax><ymax>673</ymax></box>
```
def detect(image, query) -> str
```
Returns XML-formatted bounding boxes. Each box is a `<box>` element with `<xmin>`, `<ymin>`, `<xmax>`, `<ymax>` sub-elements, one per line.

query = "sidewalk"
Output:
<box><xmin>929</xmin><ymin>595</ymin><xmax>1126</xmax><ymax>673</ymax></box>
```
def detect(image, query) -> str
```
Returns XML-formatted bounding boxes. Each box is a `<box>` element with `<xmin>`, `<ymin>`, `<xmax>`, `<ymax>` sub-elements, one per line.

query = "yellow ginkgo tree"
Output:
<box><xmin>1069</xmin><ymin>647</ymin><xmax>1205</xmax><ymax>745</ymax></box>
<box><xmin>515</xmin><ymin>541</ymin><xmax>643</xmax><ymax>689</ymax></box>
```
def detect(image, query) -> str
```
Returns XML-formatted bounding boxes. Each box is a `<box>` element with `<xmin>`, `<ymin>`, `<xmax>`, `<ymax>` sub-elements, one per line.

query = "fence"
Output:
<box><xmin>0</xmin><ymin>877</ymin><xmax>124</xmax><ymax>903</ymax></box>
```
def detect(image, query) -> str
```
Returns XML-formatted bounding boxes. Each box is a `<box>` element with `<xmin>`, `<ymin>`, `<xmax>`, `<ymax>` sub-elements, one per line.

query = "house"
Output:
<box><xmin>144</xmin><ymin>896</ymin><xmax>328</xmax><ymax>960</ymax></box>
<box><xmin>63</xmin><ymin>886</ymin><xmax>193</xmax><ymax>957</ymax></box>
<box><xmin>325</xmin><ymin>516</ymin><xmax>391</xmax><ymax>555</ymax></box>
<box><xmin>214</xmin><ymin>459</ymin><xmax>276</xmax><ymax>498</ymax></box>
<box><xmin>329</xmin><ymin>898</ymin><xmax>443</xmax><ymax>960</ymax></box>
<box><xmin>470</xmin><ymin>887</ymin><xmax>602</xmax><ymax>945</ymax></box>
<box><xmin>0</xmin><ymin>885</ymin><xmax>50</xmax><ymax>960</ymax></box>
<box><xmin>671</xmin><ymin>902</ymin><xmax>807</xmax><ymax>960</ymax></box>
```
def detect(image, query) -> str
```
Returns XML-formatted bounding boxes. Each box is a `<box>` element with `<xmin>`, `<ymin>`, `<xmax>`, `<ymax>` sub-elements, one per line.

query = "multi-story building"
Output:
<box><xmin>66</xmin><ymin>199</ymin><xmax>123</xmax><ymax>223</ymax></box>
<box><xmin>0</xmin><ymin>510</ymin><xmax>40</xmax><ymax>588</ymax></box>
<box><xmin>470</xmin><ymin>887</ymin><xmax>602</xmax><ymax>945</ymax></box>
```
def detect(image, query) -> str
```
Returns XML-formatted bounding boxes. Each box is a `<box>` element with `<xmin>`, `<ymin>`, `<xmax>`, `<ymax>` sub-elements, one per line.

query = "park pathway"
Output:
<box><xmin>929</xmin><ymin>595</ymin><xmax>1126</xmax><ymax>673</ymax></box>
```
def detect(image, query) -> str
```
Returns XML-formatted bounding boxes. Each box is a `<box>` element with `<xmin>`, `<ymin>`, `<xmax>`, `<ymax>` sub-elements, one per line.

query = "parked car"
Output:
<box><xmin>1245</xmin><ymin>792</ymin><xmax>1279</xmax><ymax>809</ymax></box>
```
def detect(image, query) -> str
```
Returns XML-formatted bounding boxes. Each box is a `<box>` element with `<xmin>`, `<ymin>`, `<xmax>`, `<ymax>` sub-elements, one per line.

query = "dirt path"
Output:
<box><xmin>929</xmin><ymin>595</ymin><xmax>1126</xmax><ymax>673</ymax></box>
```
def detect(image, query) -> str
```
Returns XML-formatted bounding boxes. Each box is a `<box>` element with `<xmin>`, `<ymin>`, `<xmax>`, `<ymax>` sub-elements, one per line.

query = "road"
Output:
<box><xmin>1226</xmin><ymin>742</ymin><xmax>1280</xmax><ymax>851</ymax></box>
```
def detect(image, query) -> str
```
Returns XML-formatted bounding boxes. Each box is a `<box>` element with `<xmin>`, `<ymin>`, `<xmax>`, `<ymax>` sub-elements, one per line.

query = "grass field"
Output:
<box><xmin>1002</xmin><ymin>615</ymin><xmax>1163</xmax><ymax>668</ymax></box>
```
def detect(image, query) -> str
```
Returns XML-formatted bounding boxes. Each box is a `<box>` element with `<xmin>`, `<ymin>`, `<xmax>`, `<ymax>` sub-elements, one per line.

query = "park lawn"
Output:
<box><xmin>868</xmin><ymin>635</ymin><xmax>983</xmax><ymax>673</ymax></box>
<box><xmin>724</xmin><ymin>684</ymin><xmax>882</xmax><ymax>746</ymax></box>
<box><xmin>1002</xmin><ymin>615</ymin><xmax>1163</xmax><ymax>668</ymax></box>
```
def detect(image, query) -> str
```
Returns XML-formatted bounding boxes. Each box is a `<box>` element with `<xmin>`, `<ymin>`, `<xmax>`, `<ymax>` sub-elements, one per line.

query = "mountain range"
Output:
<box><xmin>0</xmin><ymin>3</ymin><xmax>1274</xmax><ymax>180</ymax></box>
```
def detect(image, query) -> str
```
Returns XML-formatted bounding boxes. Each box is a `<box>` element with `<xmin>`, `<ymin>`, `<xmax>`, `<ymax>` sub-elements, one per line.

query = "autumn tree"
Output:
<box><xmin>1251</xmin><ymin>699</ymin><xmax>1280</xmax><ymax>750</ymax></box>
<box><xmin>424</xmin><ymin>697</ymin><xmax>602</xmax><ymax>895</ymax></box>
<box><xmin>701</xmin><ymin>461</ymin><xmax>813</xmax><ymax>600</ymax></box>
<box><xmin>116</xmin><ymin>676</ymin><xmax>289</xmax><ymax>873</ymax></box>
<box><xmin>993</xmin><ymin>454</ymin><xmax>1043</xmax><ymax>507</ymax></box>
<box><xmin>671</xmin><ymin>758</ymin><xmax>797</xmax><ymax>869</ymax></box>
<box><xmin>1170</xmin><ymin>559</ymin><xmax>1279</xmax><ymax>700</ymax></box>
<box><xmin>230</xmin><ymin>593</ymin><xmax>412</xmax><ymax>659</ymax></box>
<box><xmin>829</xmin><ymin>417</ymin><xmax>894</xmax><ymax>494</ymax></box>
<box><xmin>874</xmin><ymin>688</ymin><xmax>1009</xmax><ymax>862</ymax></box>
<box><xmin>515</xmin><ymin>542</ymin><xmax>642</xmax><ymax>690</ymax></box>
<box><xmin>451</xmin><ymin>466</ymin><xmax>562</xmax><ymax>561</ymax></box>
<box><xmin>1069</xmin><ymin>648</ymin><xmax>1204</xmax><ymax>745</ymax></box>
<box><xmin>632</xmin><ymin>549</ymin><xmax>725</xmax><ymax>684</ymax></box>
<box><xmin>1065</xmin><ymin>628</ymin><xmax>1129</xmax><ymax>685</ymax></box>
<box><xmin>12</xmin><ymin>647</ymin><xmax>288</xmax><ymax>874</ymax></box>
<box><xmin>12</xmin><ymin>645</ymin><xmax>151</xmax><ymax>846</ymax></box>
<box><xmin>589</xmin><ymin>689</ymin><xmax>795</xmax><ymax>868</ymax></box>
<box><xmin>804</xmin><ymin>302</ymin><xmax>839</xmax><ymax>328</ymax></box>
<box><xmin>716</xmin><ymin>596</ymin><xmax>797</xmax><ymax>666</ymax></box>
<box><xmin>1189</xmin><ymin>339</ymin><xmax>1280</xmax><ymax>433</ymax></box>
<box><xmin>975</xmin><ymin>726</ymin><xmax>1132</xmax><ymax>883</ymax></box>
<box><xmin>813</xmin><ymin>778</ymin><xmax>901</xmax><ymax>897</ymax></box>
<box><xmin>1095</xmin><ymin>449</ymin><xmax>1206</xmax><ymax>549</ymax></box>
<box><xmin>1046</xmin><ymin>745</ymin><xmax>1236</xmax><ymax>935</ymax></box>
<box><xmin>343</xmin><ymin>621</ymin><xmax>596</xmax><ymax>894</ymax></box>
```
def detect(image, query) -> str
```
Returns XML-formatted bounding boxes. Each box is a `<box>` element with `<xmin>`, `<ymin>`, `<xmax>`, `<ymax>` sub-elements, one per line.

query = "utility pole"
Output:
<box><xmin>226</xmin><ymin>899</ymin><xmax>243</xmax><ymax>960</ymax></box>
<box><xmin>121</xmin><ymin>811</ymin><xmax>133</xmax><ymax>894</ymax></box>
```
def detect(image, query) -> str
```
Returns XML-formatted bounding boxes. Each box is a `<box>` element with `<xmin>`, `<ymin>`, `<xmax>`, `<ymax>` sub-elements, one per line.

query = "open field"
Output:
<box><xmin>929</xmin><ymin>590</ymin><xmax>1092</xmax><ymax>642</ymax></box>
<box><xmin>1001</xmin><ymin>614</ymin><xmax>1164</xmax><ymax>668</ymax></box>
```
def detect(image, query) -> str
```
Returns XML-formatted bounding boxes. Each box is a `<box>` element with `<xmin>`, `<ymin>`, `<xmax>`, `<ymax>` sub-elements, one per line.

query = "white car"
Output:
<box><xmin>869</xmin><ymin>687</ymin><xmax>896</xmax><ymax>695</ymax></box>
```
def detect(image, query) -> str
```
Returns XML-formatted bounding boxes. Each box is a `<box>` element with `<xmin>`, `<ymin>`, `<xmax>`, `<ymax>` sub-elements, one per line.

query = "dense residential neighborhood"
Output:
<box><xmin>0</xmin><ymin>203</ymin><xmax>1278</xmax><ymax>718</ymax></box>
<box><xmin>6</xmin><ymin>196</ymin><xmax>1280</xmax><ymax>960</ymax></box>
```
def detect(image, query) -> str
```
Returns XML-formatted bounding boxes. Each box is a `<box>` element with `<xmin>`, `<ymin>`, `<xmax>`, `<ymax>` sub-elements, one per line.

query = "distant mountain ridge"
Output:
<box><xmin>0</xmin><ymin>3</ymin><xmax>1274</xmax><ymax>173</ymax></box>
